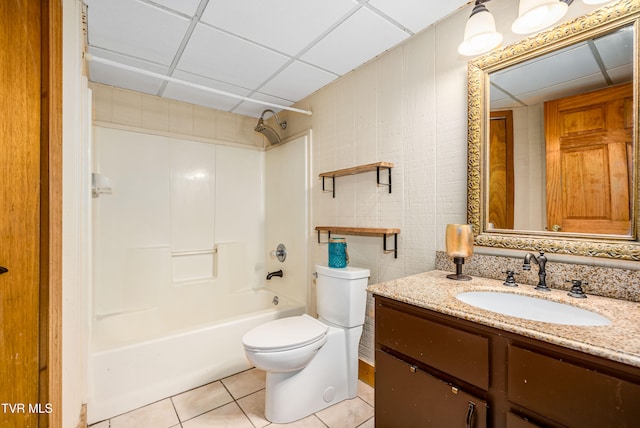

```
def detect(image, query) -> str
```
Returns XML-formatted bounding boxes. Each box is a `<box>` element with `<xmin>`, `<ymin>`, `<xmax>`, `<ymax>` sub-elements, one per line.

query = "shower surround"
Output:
<box><xmin>88</xmin><ymin>126</ymin><xmax>309</xmax><ymax>422</ymax></box>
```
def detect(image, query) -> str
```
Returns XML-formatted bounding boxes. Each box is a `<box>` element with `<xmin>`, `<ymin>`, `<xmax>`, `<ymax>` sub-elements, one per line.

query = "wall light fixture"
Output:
<box><xmin>458</xmin><ymin>1</ymin><xmax>503</xmax><ymax>56</ymax></box>
<box><xmin>458</xmin><ymin>0</ymin><xmax>610</xmax><ymax>56</ymax></box>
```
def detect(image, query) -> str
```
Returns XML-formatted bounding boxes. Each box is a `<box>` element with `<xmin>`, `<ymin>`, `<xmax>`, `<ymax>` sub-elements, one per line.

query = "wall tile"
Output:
<box><xmin>214</xmin><ymin>111</ymin><xmax>237</xmax><ymax>143</ymax></box>
<box><xmin>168</xmin><ymin>100</ymin><xmax>194</xmax><ymax>135</ymax></box>
<box><xmin>111</xmin><ymin>89</ymin><xmax>142</xmax><ymax>127</ymax></box>
<box><xmin>91</xmin><ymin>83</ymin><xmax>260</xmax><ymax>148</ymax></box>
<box><xmin>193</xmin><ymin>105</ymin><xmax>216</xmax><ymax>139</ymax></box>
<box><xmin>92</xmin><ymin>84</ymin><xmax>113</xmax><ymax>123</ymax></box>
<box><xmin>142</xmin><ymin>95</ymin><xmax>169</xmax><ymax>132</ymax></box>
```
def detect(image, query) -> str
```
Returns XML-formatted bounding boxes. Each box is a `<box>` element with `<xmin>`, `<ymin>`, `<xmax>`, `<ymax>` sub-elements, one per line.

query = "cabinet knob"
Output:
<box><xmin>409</xmin><ymin>365</ymin><xmax>417</xmax><ymax>373</ymax></box>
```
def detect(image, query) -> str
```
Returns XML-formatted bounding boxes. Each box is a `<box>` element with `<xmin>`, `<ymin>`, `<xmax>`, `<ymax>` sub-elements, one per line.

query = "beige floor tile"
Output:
<box><xmin>236</xmin><ymin>389</ymin><xmax>269</xmax><ymax>428</ymax></box>
<box><xmin>181</xmin><ymin>402</ymin><xmax>254</xmax><ymax>428</ymax></box>
<box><xmin>357</xmin><ymin>417</ymin><xmax>375</xmax><ymax>428</ymax></box>
<box><xmin>357</xmin><ymin>381</ymin><xmax>374</xmax><ymax>407</ymax></box>
<box><xmin>221</xmin><ymin>368</ymin><xmax>266</xmax><ymax>399</ymax></box>
<box><xmin>269</xmin><ymin>414</ymin><xmax>328</xmax><ymax>427</ymax></box>
<box><xmin>315</xmin><ymin>397</ymin><xmax>374</xmax><ymax>428</ymax></box>
<box><xmin>110</xmin><ymin>399</ymin><xmax>179</xmax><ymax>428</ymax></box>
<box><xmin>172</xmin><ymin>380</ymin><xmax>234</xmax><ymax>421</ymax></box>
<box><xmin>88</xmin><ymin>421</ymin><xmax>109</xmax><ymax>428</ymax></box>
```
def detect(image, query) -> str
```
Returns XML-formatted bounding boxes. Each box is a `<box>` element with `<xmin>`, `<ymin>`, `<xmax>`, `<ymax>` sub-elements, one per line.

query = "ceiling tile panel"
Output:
<box><xmin>176</xmin><ymin>23</ymin><xmax>291</xmax><ymax>90</ymax></box>
<box><xmin>517</xmin><ymin>74</ymin><xmax>608</xmax><ymax>106</ymax></box>
<box><xmin>200</xmin><ymin>0</ymin><xmax>357</xmax><ymax>56</ymax></box>
<box><xmin>594</xmin><ymin>26</ymin><xmax>634</xmax><ymax>80</ymax></box>
<box><xmin>368</xmin><ymin>0</ymin><xmax>469</xmax><ymax>33</ymax></box>
<box><xmin>491</xmin><ymin>43</ymin><xmax>601</xmax><ymax>96</ymax></box>
<box><xmin>87</xmin><ymin>47</ymin><xmax>168</xmax><ymax>95</ymax></box>
<box><xmin>85</xmin><ymin>0</ymin><xmax>190</xmax><ymax>66</ymax></box>
<box><xmin>163</xmin><ymin>70</ymin><xmax>252</xmax><ymax>111</ymax></box>
<box><xmin>607</xmin><ymin>64</ymin><xmax>634</xmax><ymax>85</ymax></box>
<box><xmin>232</xmin><ymin>93</ymin><xmax>295</xmax><ymax>118</ymax></box>
<box><xmin>300</xmin><ymin>7</ymin><xmax>409</xmax><ymax>75</ymax></box>
<box><xmin>147</xmin><ymin>0</ymin><xmax>201</xmax><ymax>16</ymax></box>
<box><xmin>260</xmin><ymin>61</ymin><xmax>338</xmax><ymax>102</ymax></box>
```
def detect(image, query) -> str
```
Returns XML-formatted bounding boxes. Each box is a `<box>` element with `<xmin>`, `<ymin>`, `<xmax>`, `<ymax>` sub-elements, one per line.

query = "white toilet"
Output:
<box><xmin>242</xmin><ymin>264</ymin><xmax>370</xmax><ymax>423</ymax></box>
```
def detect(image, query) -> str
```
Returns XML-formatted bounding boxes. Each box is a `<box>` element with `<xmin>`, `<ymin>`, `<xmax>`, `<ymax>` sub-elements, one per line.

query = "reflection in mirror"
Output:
<box><xmin>488</xmin><ymin>25</ymin><xmax>634</xmax><ymax>234</ymax></box>
<box><xmin>467</xmin><ymin>1</ymin><xmax>640</xmax><ymax>260</ymax></box>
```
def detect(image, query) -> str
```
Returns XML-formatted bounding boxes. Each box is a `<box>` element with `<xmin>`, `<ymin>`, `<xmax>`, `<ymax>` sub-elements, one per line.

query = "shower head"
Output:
<box><xmin>255</xmin><ymin>109</ymin><xmax>287</xmax><ymax>145</ymax></box>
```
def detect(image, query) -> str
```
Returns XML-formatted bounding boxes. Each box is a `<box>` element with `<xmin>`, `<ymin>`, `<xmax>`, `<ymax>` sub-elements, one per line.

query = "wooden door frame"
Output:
<box><xmin>41</xmin><ymin>0</ymin><xmax>62</xmax><ymax>427</ymax></box>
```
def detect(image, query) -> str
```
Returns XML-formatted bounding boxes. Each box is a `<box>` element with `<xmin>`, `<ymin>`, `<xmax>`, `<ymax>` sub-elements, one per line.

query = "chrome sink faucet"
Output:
<box><xmin>523</xmin><ymin>251</ymin><xmax>550</xmax><ymax>291</ymax></box>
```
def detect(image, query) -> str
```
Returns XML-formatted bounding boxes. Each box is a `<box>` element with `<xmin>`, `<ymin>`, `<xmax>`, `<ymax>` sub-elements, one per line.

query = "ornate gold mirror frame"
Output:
<box><xmin>467</xmin><ymin>0</ymin><xmax>640</xmax><ymax>261</ymax></box>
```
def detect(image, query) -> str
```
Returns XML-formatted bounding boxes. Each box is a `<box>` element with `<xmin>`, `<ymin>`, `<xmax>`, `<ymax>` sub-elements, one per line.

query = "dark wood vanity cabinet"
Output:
<box><xmin>376</xmin><ymin>350</ymin><xmax>488</xmax><ymax>427</ymax></box>
<box><xmin>374</xmin><ymin>296</ymin><xmax>640</xmax><ymax>428</ymax></box>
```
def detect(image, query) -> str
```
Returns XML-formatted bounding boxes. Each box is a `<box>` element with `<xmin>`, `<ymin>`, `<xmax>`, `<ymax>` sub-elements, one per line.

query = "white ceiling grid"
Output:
<box><xmin>84</xmin><ymin>0</ymin><xmax>469</xmax><ymax>117</ymax></box>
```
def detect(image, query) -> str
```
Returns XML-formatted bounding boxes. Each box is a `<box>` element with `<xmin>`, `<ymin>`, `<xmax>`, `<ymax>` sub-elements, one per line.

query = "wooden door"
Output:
<box><xmin>489</xmin><ymin>111</ymin><xmax>514</xmax><ymax>229</ymax></box>
<box><xmin>545</xmin><ymin>83</ymin><xmax>633</xmax><ymax>234</ymax></box>
<box><xmin>0</xmin><ymin>1</ymin><xmax>42</xmax><ymax>426</ymax></box>
<box><xmin>1</xmin><ymin>1</ymin><xmax>61</xmax><ymax>427</ymax></box>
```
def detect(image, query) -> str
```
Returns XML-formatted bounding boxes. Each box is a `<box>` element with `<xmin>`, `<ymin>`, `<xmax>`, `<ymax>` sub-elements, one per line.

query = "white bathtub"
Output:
<box><xmin>87</xmin><ymin>289</ymin><xmax>304</xmax><ymax>424</ymax></box>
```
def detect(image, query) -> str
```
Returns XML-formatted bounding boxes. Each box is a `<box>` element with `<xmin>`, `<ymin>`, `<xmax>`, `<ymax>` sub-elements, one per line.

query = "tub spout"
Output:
<box><xmin>266</xmin><ymin>270</ymin><xmax>283</xmax><ymax>280</ymax></box>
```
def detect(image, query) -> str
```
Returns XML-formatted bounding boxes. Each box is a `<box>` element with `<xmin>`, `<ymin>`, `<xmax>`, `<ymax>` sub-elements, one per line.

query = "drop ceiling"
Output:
<box><xmin>84</xmin><ymin>0</ymin><xmax>470</xmax><ymax>117</ymax></box>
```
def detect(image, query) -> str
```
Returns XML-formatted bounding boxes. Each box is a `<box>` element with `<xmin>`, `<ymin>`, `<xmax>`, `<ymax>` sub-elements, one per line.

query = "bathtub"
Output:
<box><xmin>87</xmin><ymin>288</ymin><xmax>305</xmax><ymax>424</ymax></box>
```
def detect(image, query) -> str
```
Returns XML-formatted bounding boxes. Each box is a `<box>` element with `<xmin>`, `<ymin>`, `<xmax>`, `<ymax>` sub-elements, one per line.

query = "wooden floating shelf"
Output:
<box><xmin>315</xmin><ymin>226</ymin><xmax>400</xmax><ymax>235</ymax></box>
<box><xmin>315</xmin><ymin>226</ymin><xmax>400</xmax><ymax>258</ymax></box>
<box><xmin>319</xmin><ymin>162</ymin><xmax>393</xmax><ymax>198</ymax></box>
<box><xmin>319</xmin><ymin>162</ymin><xmax>394</xmax><ymax>178</ymax></box>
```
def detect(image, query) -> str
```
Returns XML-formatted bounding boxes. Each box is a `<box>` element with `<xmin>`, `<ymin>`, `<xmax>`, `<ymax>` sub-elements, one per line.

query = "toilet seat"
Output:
<box><xmin>242</xmin><ymin>314</ymin><xmax>328</xmax><ymax>352</ymax></box>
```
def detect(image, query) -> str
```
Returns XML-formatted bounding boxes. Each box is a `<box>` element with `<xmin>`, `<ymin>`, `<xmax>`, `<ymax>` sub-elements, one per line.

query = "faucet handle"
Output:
<box><xmin>502</xmin><ymin>270</ymin><xmax>518</xmax><ymax>287</ymax></box>
<box><xmin>567</xmin><ymin>279</ymin><xmax>588</xmax><ymax>298</ymax></box>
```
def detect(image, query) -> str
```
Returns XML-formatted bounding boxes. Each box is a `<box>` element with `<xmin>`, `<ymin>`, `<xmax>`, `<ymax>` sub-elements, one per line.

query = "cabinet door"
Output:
<box><xmin>508</xmin><ymin>345</ymin><xmax>640</xmax><ymax>427</ymax></box>
<box><xmin>375</xmin><ymin>350</ymin><xmax>487</xmax><ymax>428</ymax></box>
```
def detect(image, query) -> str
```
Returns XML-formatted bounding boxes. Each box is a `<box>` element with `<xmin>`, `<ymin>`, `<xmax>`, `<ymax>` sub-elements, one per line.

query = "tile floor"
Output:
<box><xmin>89</xmin><ymin>368</ymin><xmax>375</xmax><ymax>428</ymax></box>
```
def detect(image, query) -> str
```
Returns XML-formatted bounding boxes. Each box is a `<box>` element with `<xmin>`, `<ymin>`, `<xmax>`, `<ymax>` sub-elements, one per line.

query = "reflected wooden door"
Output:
<box><xmin>489</xmin><ymin>111</ymin><xmax>514</xmax><ymax>229</ymax></box>
<box><xmin>545</xmin><ymin>83</ymin><xmax>633</xmax><ymax>234</ymax></box>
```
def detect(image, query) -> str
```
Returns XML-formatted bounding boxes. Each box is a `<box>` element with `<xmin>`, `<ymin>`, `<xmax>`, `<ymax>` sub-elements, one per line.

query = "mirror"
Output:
<box><xmin>467</xmin><ymin>1</ymin><xmax>640</xmax><ymax>261</ymax></box>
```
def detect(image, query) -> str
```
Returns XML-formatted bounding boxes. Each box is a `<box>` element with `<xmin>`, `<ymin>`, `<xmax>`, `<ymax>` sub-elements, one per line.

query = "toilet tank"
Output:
<box><xmin>315</xmin><ymin>265</ymin><xmax>370</xmax><ymax>328</ymax></box>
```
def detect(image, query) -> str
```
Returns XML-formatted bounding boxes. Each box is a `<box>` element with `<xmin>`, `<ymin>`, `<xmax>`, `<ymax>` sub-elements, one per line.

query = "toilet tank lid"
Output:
<box><xmin>315</xmin><ymin>265</ymin><xmax>370</xmax><ymax>279</ymax></box>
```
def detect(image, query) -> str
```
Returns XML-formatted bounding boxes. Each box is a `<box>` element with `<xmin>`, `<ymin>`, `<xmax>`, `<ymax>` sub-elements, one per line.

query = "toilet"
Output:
<box><xmin>242</xmin><ymin>264</ymin><xmax>370</xmax><ymax>423</ymax></box>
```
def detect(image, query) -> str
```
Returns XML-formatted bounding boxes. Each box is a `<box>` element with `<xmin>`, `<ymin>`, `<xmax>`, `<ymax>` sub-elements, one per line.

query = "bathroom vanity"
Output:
<box><xmin>370</xmin><ymin>271</ymin><xmax>640</xmax><ymax>428</ymax></box>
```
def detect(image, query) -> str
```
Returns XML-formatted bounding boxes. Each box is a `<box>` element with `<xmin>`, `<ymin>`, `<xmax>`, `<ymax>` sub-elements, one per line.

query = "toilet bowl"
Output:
<box><xmin>242</xmin><ymin>314</ymin><xmax>328</xmax><ymax>372</ymax></box>
<box><xmin>241</xmin><ymin>265</ymin><xmax>370</xmax><ymax>423</ymax></box>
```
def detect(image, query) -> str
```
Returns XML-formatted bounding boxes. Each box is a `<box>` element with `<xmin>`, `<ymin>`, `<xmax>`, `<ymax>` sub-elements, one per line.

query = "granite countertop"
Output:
<box><xmin>368</xmin><ymin>270</ymin><xmax>640</xmax><ymax>368</ymax></box>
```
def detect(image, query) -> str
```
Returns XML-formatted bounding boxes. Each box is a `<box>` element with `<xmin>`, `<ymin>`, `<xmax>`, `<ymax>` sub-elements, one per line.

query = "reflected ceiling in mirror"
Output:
<box><xmin>467</xmin><ymin>0</ymin><xmax>640</xmax><ymax>260</ymax></box>
<box><xmin>491</xmin><ymin>26</ymin><xmax>633</xmax><ymax>109</ymax></box>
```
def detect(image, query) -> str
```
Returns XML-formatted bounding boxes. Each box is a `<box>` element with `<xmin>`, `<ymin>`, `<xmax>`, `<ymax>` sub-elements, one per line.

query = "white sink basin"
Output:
<box><xmin>456</xmin><ymin>291</ymin><xmax>611</xmax><ymax>326</ymax></box>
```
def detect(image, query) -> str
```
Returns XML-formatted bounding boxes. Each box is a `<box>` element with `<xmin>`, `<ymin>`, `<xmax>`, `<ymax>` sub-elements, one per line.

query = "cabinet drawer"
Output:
<box><xmin>375</xmin><ymin>350</ymin><xmax>487</xmax><ymax>428</ymax></box>
<box><xmin>506</xmin><ymin>412</ymin><xmax>542</xmax><ymax>428</ymax></box>
<box><xmin>376</xmin><ymin>302</ymin><xmax>489</xmax><ymax>389</ymax></box>
<box><xmin>508</xmin><ymin>345</ymin><xmax>640</xmax><ymax>428</ymax></box>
